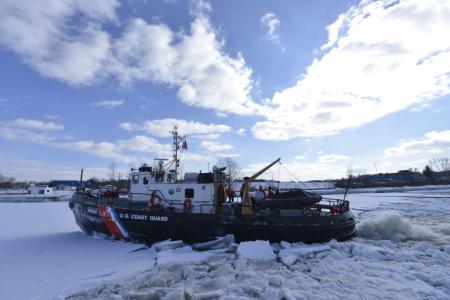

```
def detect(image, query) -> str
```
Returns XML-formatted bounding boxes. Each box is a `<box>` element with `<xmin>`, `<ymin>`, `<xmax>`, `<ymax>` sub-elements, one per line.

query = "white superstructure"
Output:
<box><xmin>129</xmin><ymin>162</ymin><xmax>227</xmax><ymax>214</ymax></box>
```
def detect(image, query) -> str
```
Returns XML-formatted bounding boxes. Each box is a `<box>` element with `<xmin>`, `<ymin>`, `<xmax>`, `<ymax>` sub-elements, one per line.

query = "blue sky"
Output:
<box><xmin>0</xmin><ymin>0</ymin><xmax>449</xmax><ymax>181</ymax></box>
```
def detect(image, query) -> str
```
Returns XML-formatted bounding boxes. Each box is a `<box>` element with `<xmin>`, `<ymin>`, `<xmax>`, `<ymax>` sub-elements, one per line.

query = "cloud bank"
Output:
<box><xmin>120</xmin><ymin>118</ymin><xmax>230</xmax><ymax>138</ymax></box>
<box><xmin>0</xmin><ymin>0</ymin><xmax>260</xmax><ymax>115</ymax></box>
<box><xmin>253</xmin><ymin>0</ymin><xmax>450</xmax><ymax>140</ymax></box>
<box><xmin>0</xmin><ymin>118</ymin><xmax>170</xmax><ymax>164</ymax></box>
<box><xmin>1</xmin><ymin>0</ymin><xmax>449</xmax><ymax>143</ymax></box>
<box><xmin>384</xmin><ymin>130</ymin><xmax>450</xmax><ymax>157</ymax></box>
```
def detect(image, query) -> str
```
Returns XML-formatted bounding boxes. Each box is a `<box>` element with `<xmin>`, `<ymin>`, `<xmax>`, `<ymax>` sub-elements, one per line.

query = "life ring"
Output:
<box><xmin>149</xmin><ymin>191</ymin><xmax>163</xmax><ymax>208</ymax></box>
<box><xmin>183</xmin><ymin>198</ymin><xmax>192</xmax><ymax>213</ymax></box>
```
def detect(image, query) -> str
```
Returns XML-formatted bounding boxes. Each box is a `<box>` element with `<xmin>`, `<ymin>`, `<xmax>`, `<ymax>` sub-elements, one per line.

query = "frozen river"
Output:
<box><xmin>0</xmin><ymin>188</ymin><xmax>449</xmax><ymax>299</ymax></box>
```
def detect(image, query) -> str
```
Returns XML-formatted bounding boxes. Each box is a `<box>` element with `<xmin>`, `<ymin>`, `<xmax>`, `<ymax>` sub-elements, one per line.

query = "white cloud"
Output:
<box><xmin>190</xmin><ymin>0</ymin><xmax>212</xmax><ymax>16</ymax></box>
<box><xmin>179</xmin><ymin>152</ymin><xmax>208</xmax><ymax>162</ymax></box>
<box><xmin>241</xmin><ymin>153</ymin><xmax>352</xmax><ymax>180</ymax></box>
<box><xmin>200</xmin><ymin>140</ymin><xmax>233</xmax><ymax>152</ymax></box>
<box><xmin>241</xmin><ymin>159</ymin><xmax>348</xmax><ymax>181</ymax></box>
<box><xmin>216</xmin><ymin>153</ymin><xmax>240</xmax><ymax>158</ymax></box>
<box><xmin>12</xmin><ymin>118</ymin><xmax>64</xmax><ymax>131</ymax></box>
<box><xmin>260</xmin><ymin>12</ymin><xmax>280</xmax><ymax>42</ymax></box>
<box><xmin>384</xmin><ymin>130</ymin><xmax>450</xmax><ymax>157</ymax></box>
<box><xmin>91</xmin><ymin>99</ymin><xmax>124</xmax><ymax>108</ymax></box>
<box><xmin>0</xmin><ymin>0</ymin><xmax>119</xmax><ymax>85</ymax></box>
<box><xmin>0</xmin><ymin>157</ymin><xmax>116</xmax><ymax>181</ymax></box>
<box><xmin>0</xmin><ymin>0</ymin><xmax>261</xmax><ymax>115</ymax></box>
<box><xmin>118</xmin><ymin>122</ymin><xmax>136</xmax><ymax>131</ymax></box>
<box><xmin>236</xmin><ymin>128</ymin><xmax>246</xmax><ymax>136</ymax></box>
<box><xmin>57</xmin><ymin>135</ymin><xmax>171</xmax><ymax>164</ymax></box>
<box><xmin>0</xmin><ymin>118</ymin><xmax>235</xmax><ymax>165</ymax></box>
<box><xmin>317</xmin><ymin>154</ymin><xmax>349</xmax><ymax>163</ymax></box>
<box><xmin>0</xmin><ymin>119</ymin><xmax>64</xmax><ymax>145</ymax></box>
<box><xmin>45</xmin><ymin>114</ymin><xmax>62</xmax><ymax>120</ymax></box>
<box><xmin>320</xmin><ymin>13</ymin><xmax>346</xmax><ymax>51</ymax></box>
<box><xmin>191</xmin><ymin>133</ymin><xmax>221</xmax><ymax>140</ymax></box>
<box><xmin>253</xmin><ymin>0</ymin><xmax>450</xmax><ymax>140</ymax></box>
<box><xmin>111</xmin><ymin>18</ymin><xmax>176</xmax><ymax>84</ymax></box>
<box><xmin>0</xmin><ymin>118</ymin><xmax>172</xmax><ymax>164</ymax></box>
<box><xmin>0</xmin><ymin>126</ymin><xmax>56</xmax><ymax>144</ymax></box>
<box><xmin>142</xmin><ymin>7</ymin><xmax>258</xmax><ymax>115</ymax></box>
<box><xmin>120</xmin><ymin>118</ymin><xmax>230</xmax><ymax>138</ymax></box>
<box><xmin>215</xmin><ymin>112</ymin><xmax>228</xmax><ymax>118</ymax></box>
<box><xmin>59</xmin><ymin>140</ymin><xmax>138</xmax><ymax>164</ymax></box>
<box><xmin>116</xmin><ymin>135</ymin><xmax>171</xmax><ymax>156</ymax></box>
<box><xmin>58</xmin><ymin>135</ymin><xmax>171</xmax><ymax>164</ymax></box>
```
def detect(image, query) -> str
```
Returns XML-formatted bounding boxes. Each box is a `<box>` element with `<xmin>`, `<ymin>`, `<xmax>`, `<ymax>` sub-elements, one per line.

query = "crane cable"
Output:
<box><xmin>278</xmin><ymin>160</ymin><xmax>301</xmax><ymax>182</ymax></box>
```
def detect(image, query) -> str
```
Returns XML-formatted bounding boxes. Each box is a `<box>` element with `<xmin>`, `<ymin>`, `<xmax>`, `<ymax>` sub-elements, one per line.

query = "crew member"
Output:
<box><xmin>268</xmin><ymin>186</ymin><xmax>274</xmax><ymax>197</ymax></box>
<box><xmin>239</xmin><ymin>183</ymin><xmax>245</xmax><ymax>200</ymax></box>
<box><xmin>227</xmin><ymin>186</ymin><xmax>235</xmax><ymax>202</ymax></box>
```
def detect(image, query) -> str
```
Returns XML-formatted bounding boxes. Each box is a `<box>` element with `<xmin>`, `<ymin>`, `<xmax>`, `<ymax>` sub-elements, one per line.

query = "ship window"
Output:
<box><xmin>132</xmin><ymin>175</ymin><xmax>139</xmax><ymax>184</ymax></box>
<box><xmin>185</xmin><ymin>188</ymin><xmax>194</xmax><ymax>198</ymax></box>
<box><xmin>143</xmin><ymin>177</ymin><xmax>149</xmax><ymax>185</ymax></box>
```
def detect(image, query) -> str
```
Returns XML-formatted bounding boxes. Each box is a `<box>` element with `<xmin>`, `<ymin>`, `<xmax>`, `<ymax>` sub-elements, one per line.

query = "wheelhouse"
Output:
<box><xmin>129</xmin><ymin>160</ymin><xmax>228</xmax><ymax>214</ymax></box>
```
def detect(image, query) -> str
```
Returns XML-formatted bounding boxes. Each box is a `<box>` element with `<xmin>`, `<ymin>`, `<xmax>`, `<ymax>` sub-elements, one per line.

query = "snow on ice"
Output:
<box><xmin>1</xmin><ymin>187</ymin><xmax>450</xmax><ymax>299</ymax></box>
<box><xmin>236</xmin><ymin>240</ymin><xmax>276</xmax><ymax>261</ymax></box>
<box><xmin>0</xmin><ymin>202</ymin><xmax>156</xmax><ymax>300</ymax></box>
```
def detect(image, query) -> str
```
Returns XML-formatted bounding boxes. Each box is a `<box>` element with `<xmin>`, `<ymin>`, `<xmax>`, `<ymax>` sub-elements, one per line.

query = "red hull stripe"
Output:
<box><xmin>97</xmin><ymin>205</ymin><xmax>128</xmax><ymax>239</ymax></box>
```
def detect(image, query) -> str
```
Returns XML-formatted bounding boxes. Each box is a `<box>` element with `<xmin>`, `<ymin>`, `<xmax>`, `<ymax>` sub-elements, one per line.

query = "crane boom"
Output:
<box><xmin>250</xmin><ymin>158</ymin><xmax>280</xmax><ymax>181</ymax></box>
<box><xmin>241</xmin><ymin>157</ymin><xmax>281</xmax><ymax>216</ymax></box>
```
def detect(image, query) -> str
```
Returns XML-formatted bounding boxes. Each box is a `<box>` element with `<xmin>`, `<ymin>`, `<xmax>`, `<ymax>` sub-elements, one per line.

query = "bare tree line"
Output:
<box><xmin>428</xmin><ymin>157</ymin><xmax>450</xmax><ymax>175</ymax></box>
<box><xmin>217</xmin><ymin>157</ymin><xmax>241</xmax><ymax>181</ymax></box>
<box><xmin>0</xmin><ymin>174</ymin><xmax>16</xmax><ymax>188</ymax></box>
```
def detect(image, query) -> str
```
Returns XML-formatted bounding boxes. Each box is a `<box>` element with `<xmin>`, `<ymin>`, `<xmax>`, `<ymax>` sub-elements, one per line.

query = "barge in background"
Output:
<box><xmin>69</xmin><ymin>127</ymin><xmax>356</xmax><ymax>243</ymax></box>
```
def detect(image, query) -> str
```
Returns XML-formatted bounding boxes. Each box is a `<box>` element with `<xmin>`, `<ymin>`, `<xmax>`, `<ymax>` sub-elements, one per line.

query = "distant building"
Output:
<box><xmin>50</xmin><ymin>180</ymin><xmax>95</xmax><ymax>190</ymax></box>
<box><xmin>375</xmin><ymin>170</ymin><xmax>424</xmax><ymax>184</ymax></box>
<box><xmin>28</xmin><ymin>185</ymin><xmax>53</xmax><ymax>195</ymax></box>
<box><xmin>434</xmin><ymin>171</ymin><xmax>450</xmax><ymax>180</ymax></box>
<box><xmin>398</xmin><ymin>170</ymin><xmax>424</xmax><ymax>182</ymax></box>
<box><xmin>50</xmin><ymin>180</ymin><xmax>80</xmax><ymax>190</ymax></box>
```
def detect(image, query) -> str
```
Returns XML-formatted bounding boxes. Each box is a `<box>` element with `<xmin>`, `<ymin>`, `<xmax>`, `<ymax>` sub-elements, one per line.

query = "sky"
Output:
<box><xmin>0</xmin><ymin>0</ymin><xmax>450</xmax><ymax>181</ymax></box>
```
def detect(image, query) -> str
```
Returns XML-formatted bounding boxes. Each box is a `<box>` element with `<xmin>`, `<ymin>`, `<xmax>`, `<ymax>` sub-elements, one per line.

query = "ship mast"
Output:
<box><xmin>170</xmin><ymin>126</ymin><xmax>186</xmax><ymax>180</ymax></box>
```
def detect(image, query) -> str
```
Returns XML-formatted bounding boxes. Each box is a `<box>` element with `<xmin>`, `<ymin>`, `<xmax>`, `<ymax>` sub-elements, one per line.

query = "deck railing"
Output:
<box><xmin>78</xmin><ymin>190</ymin><xmax>349</xmax><ymax>216</ymax></box>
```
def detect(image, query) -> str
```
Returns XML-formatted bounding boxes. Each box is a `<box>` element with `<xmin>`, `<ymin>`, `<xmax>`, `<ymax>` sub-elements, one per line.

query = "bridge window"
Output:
<box><xmin>132</xmin><ymin>175</ymin><xmax>139</xmax><ymax>184</ymax></box>
<box><xmin>143</xmin><ymin>177</ymin><xmax>149</xmax><ymax>185</ymax></box>
<box><xmin>185</xmin><ymin>188</ymin><xmax>194</xmax><ymax>198</ymax></box>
